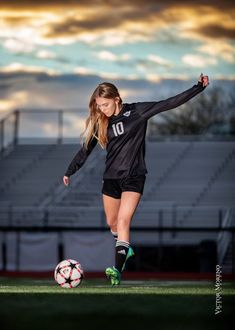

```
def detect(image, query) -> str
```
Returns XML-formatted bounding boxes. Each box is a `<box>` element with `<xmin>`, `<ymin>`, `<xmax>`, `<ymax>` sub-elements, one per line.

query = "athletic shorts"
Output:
<box><xmin>102</xmin><ymin>174</ymin><xmax>146</xmax><ymax>199</ymax></box>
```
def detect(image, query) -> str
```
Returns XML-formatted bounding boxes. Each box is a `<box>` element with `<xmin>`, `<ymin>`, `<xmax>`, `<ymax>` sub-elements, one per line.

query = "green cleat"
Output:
<box><xmin>105</xmin><ymin>267</ymin><xmax>121</xmax><ymax>286</ymax></box>
<box><xmin>121</xmin><ymin>246</ymin><xmax>135</xmax><ymax>272</ymax></box>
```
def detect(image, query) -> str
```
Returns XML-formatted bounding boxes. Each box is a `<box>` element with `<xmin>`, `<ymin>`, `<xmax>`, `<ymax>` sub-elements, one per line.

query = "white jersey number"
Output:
<box><xmin>112</xmin><ymin>122</ymin><xmax>124</xmax><ymax>137</ymax></box>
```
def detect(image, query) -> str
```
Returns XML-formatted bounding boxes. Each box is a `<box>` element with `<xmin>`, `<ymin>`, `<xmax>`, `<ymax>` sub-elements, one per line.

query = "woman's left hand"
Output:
<box><xmin>198</xmin><ymin>73</ymin><xmax>209</xmax><ymax>87</ymax></box>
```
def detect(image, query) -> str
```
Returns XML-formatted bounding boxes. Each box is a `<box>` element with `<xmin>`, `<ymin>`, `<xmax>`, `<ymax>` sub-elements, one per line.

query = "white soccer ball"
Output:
<box><xmin>54</xmin><ymin>259</ymin><xmax>84</xmax><ymax>288</ymax></box>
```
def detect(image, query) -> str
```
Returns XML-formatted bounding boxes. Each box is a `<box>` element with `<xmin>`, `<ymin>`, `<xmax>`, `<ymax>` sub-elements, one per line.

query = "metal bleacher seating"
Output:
<box><xmin>0</xmin><ymin>140</ymin><xmax>234</xmax><ymax>211</ymax></box>
<box><xmin>144</xmin><ymin>141</ymin><xmax>235</xmax><ymax>206</ymax></box>
<box><xmin>0</xmin><ymin>139</ymin><xmax>234</xmax><ymax>272</ymax></box>
<box><xmin>0</xmin><ymin>141</ymin><xmax>235</xmax><ymax>214</ymax></box>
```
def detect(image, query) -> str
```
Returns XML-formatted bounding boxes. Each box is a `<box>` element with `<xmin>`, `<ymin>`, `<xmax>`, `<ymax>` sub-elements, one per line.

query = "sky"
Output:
<box><xmin>0</xmin><ymin>0</ymin><xmax>235</xmax><ymax>136</ymax></box>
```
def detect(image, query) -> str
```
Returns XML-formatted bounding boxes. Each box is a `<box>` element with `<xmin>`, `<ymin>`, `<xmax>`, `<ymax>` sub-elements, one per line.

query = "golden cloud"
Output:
<box><xmin>0</xmin><ymin>1</ymin><xmax>234</xmax><ymax>47</ymax></box>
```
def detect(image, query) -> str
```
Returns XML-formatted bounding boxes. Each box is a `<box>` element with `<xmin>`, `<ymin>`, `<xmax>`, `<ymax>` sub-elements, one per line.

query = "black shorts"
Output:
<box><xmin>102</xmin><ymin>175</ymin><xmax>146</xmax><ymax>199</ymax></box>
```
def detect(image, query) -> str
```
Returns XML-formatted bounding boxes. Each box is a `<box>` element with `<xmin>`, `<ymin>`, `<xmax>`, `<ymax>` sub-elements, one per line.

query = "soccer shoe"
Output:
<box><xmin>105</xmin><ymin>267</ymin><xmax>121</xmax><ymax>286</ymax></box>
<box><xmin>121</xmin><ymin>246</ymin><xmax>135</xmax><ymax>272</ymax></box>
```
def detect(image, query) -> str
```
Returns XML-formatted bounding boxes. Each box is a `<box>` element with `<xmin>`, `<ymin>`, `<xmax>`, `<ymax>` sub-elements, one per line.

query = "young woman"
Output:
<box><xmin>63</xmin><ymin>74</ymin><xmax>209</xmax><ymax>285</ymax></box>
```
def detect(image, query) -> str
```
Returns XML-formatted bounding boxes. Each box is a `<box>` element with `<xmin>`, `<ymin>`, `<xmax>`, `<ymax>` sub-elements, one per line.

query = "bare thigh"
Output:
<box><xmin>117</xmin><ymin>191</ymin><xmax>142</xmax><ymax>241</ymax></box>
<box><xmin>102</xmin><ymin>194</ymin><xmax>121</xmax><ymax>231</ymax></box>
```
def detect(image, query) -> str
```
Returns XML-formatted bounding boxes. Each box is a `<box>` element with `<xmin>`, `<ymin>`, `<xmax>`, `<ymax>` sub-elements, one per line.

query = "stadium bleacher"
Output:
<box><xmin>0</xmin><ymin>139</ymin><xmax>234</xmax><ymax>272</ymax></box>
<box><xmin>1</xmin><ymin>140</ymin><xmax>234</xmax><ymax>209</ymax></box>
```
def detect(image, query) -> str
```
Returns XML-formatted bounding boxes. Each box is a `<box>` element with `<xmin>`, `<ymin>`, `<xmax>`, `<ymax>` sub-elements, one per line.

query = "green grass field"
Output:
<box><xmin>0</xmin><ymin>277</ymin><xmax>234</xmax><ymax>330</ymax></box>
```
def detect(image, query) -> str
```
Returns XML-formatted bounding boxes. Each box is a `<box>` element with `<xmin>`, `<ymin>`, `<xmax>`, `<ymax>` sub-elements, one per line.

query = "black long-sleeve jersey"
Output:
<box><xmin>64</xmin><ymin>82</ymin><xmax>205</xmax><ymax>179</ymax></box>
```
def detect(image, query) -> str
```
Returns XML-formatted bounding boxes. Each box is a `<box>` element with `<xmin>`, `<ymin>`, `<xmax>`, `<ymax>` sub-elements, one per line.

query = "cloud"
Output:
<box><xmin>0</xmin><ymin>4</ymin><xmax>234</xmax><ymax>97</ymax></box>
<box><xmin>3</xmin><ymin>38</ymin><xmax>35</xmax><ymax>53</ymax></box>
<box><xmin>147</xmin><ymin>55</ymin><xmax>172</xmax><ymax>68</ymax></box>
<box><xmin>73</xmin><ymin>67</ymin><xmax>96</xmax><ymax>75</ymax></box>
<box><xmin>0</xmin><ymin>91</ymin><xmax>28</xmax><ymax>112</ymax></box>
<box><xmin>1</xmin><ymin>69</ymin><xmax>234</xmax><ymax>137</ymax></box>
<box><xmin>182</xmin><ymin>54</ymin><xmax>217</xmax><ymax>68</ymax></box>
<box><xmin>0</xmin><ymin>71</ymin><xmax>101</xmax><ymax>113</ymax></box>
<box><xmin>197</xmin><ymin>41</ymin><xmax>235</xmax><ymax>63</ymax></box>
<box><xmin>196</xmin><ymin>24</ymin><xmax>235</xmax><ymax>40</ymax></box>
<box><xmin>36</xmin><ymin>50</ymin><xmax>57</xmax><ymax>59</ymax></box>
<box><xmin>135</xmin><ymin>55</ymin><xmax>173</xmax><ymax>76</ymax></box>
<box><xmin>1</xmin><ymin>0</ymin><xmax>234</xmax><ymax>12</ymax></box>
<box><xmin>95</xmin><ymin>51</ymin><xmax>131</xmax><ymax>62</ymax></box>
<box><xmin>0</xmin><ymin>63</ymin><xmax>59</xmax><ymax>75</ymax></box>
<box><xmin>1</xmin><ymin>0</ymin><xmax>234</xmax><ymax>52</ymax></box>
<box><xmin>1</xmin><ymin>69</ymin><xmax>234</xmax><ymax>113</ymax></box>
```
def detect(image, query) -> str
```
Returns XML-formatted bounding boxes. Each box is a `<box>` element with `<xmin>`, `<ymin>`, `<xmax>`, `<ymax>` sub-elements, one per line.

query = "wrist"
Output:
<box><xmin>197</xmin><ymin>81</ymin><xmax>204</xmax><ymax>87</ymax></box>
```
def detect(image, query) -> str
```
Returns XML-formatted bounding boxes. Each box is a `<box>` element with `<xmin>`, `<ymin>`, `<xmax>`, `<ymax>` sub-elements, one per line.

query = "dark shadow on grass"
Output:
<box><xmin>0</xmin><ymin>293</ymin><xmax>234</xmax><ymax>330</ymax></box>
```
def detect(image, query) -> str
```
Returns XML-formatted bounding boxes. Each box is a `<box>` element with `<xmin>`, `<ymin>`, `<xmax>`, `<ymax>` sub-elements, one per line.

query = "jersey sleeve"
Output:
<box><xmin>64</xmin><ymin>135</ymin><xmax>98</xmax><ymax>177</ymax></box>
<box><xmin>135</xmin><ymin>82</ymin><xmax>206</xmax><ymax>120</ymax></box>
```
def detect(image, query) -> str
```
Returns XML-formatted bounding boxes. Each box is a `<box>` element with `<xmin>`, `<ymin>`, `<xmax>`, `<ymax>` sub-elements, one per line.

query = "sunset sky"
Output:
<box><xmin>0</xmin><ymin>0</ymin><xmax>234</xmax><ymax>123</ymax></box>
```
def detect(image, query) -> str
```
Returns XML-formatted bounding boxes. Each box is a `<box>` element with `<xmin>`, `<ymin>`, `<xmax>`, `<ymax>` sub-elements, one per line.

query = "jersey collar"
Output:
<box><xmin>110</xmin><ymin>103</ymin><xmax>126</xmax><ymax>120</ymax></box>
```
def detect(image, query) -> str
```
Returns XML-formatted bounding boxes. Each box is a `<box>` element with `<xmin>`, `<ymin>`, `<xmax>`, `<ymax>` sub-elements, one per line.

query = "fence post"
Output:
<box><xmin>58</xmin><ymin>232</ymin><xmax>64</xmax><ymax>262</ymax></box>
<box><xmin>14</xmin><ymin>110</ymin><xmax>19</xmax><ymax>147</ymax></box>
<box><xmin>232</xmin><ymin>231</ymin><xmax>235</xmax><ymax>274</ymax></box>
<box><xmin>0</xmin><ymin>118</ymin><xmax>4</xmax><ymax>153</ymax></box>
<box><xmin>100</xmin><ymin>209</ymin><xmax>106</xmax><ymax>229</ymax></box>
<box><xmin>2</xmin><ymin>233</ymin><xmax>7</xmax><ymax>271</ymax></box>
<box><xmin>172</xmin><ymin>204</ymin><xmax>177</xmax><ymax>238</ymax></box>
<box><xmin>218</xmin><ymin>208</ymin><xmax>223</xmax><ymax>229</ymax></box>
<box><xmin>58</xmin><ymin>110</ymin><xmax>63</xmax><ymax>144</ymax></box>
<box><xmin>16</xmin><ymin>232</ymin><xmax>20</xmax><ymax>271</ymax></box>
<box><xmin>158</xmin><ymin>209</ymin><xmax>163</xmax><ymax>269</ymax></box>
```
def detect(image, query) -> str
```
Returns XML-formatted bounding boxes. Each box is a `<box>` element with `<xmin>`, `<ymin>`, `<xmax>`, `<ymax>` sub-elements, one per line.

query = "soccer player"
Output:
<box><xmin>63</xmin><ymin>74</ymin><xmax>209</xmax><ymax>285</ymax></box>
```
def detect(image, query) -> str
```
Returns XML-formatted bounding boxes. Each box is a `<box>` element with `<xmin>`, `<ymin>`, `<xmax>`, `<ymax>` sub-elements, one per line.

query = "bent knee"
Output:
<box><xmin>106</xmin><ymin>217</ymin><xmax>117</xmax><ymax>228</ymax></box>
<box><xmin>117</xmin><ymin>217</ymin><xmax>131</xmax><ymax>228</ymax></box>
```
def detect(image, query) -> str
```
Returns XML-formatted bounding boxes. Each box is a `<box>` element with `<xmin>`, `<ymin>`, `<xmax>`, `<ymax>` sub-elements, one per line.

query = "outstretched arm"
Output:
<box><xmin>135</xmin><ymin>74</ymin><xmax>209</xmax><ymax>121</ymax></box>
<box><xmin>63</xmin><ymin>134</ymin><xmax>98</xmax><ymax>184</ymax></box>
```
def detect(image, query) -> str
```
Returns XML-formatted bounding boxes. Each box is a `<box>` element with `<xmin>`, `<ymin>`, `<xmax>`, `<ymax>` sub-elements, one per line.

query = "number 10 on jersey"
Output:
<box><xmin>112</xmin><ymin>122</ymin><xmax>124</xmax><ymax>137</ymax></box>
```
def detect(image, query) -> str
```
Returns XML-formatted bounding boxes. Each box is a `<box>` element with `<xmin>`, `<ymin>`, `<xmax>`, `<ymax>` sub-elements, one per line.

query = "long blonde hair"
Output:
<box><xmin>80</xmin><ymin>82</ymin><xmax>122</xmax><ymax>149</ymax></box>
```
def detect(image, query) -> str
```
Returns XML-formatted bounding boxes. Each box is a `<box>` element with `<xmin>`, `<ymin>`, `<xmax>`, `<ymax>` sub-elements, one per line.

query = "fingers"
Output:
<box><xmin>198</xmin><ymin>73</ymin><xmax>203</xmax><ymax>82</ymax></box>
<box><xmin>202</xmin><ymin>75</ymin><xmax>209</xmax><ymax>87</ymax></box>
<box><xmin>198</xmin><ymin>73</ymin><xmax>209</xmax><ymax>87</ymax></box>
<box><xmin>63</xmin><ymin>176</ymin><xmax>69</xmax><ymax>186</ymax></box>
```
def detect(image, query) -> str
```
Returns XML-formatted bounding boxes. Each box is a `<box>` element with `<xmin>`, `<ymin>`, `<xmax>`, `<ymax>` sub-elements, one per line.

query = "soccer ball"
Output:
<box><xmin>54</xmin><ymin>259</ymin><xmax>83</xmax><ymax>288</ymax></box>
